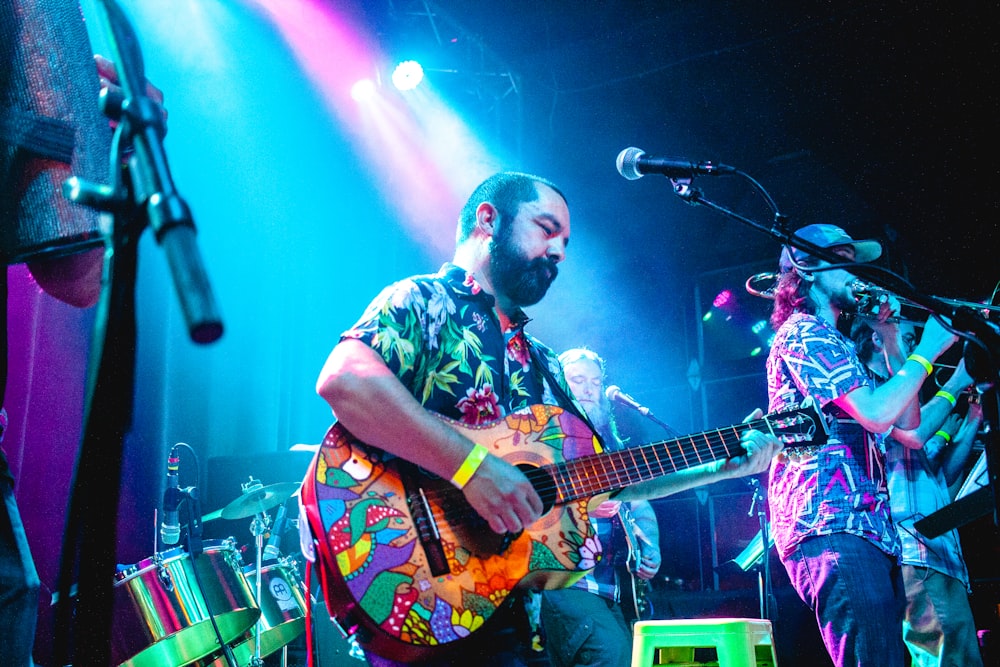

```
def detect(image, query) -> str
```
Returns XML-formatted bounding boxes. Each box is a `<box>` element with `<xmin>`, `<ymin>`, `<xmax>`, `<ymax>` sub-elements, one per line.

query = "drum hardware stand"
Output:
<box><xmin>152</xmin><ymin>509</ymin><xmax>174</xmax><ymax>592</ymax></box>
<box><xmin>154</xmin><ymin>551</ymin><xmax>173</xmax><ymax>592</ymax></box>
<box><xmin>248</xmin><ymin>506</ymin><xmax>271</xmax><ymax>667</ymax></box>
<box><xmin>239</xmin><ymin>476</ymin><xmax>271</xmax><ymax>667</ymax></box>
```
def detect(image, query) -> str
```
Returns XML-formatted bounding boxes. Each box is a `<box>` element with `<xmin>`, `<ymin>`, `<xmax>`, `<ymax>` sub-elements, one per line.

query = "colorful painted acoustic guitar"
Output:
<box><xmin>300</xmin><ymin>400</ymin><xmax>826</xmax><ymax>662</ymax></box>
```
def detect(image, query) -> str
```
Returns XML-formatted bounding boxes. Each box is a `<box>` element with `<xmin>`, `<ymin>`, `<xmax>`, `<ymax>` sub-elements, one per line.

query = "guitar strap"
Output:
<box><xmin>527</xmin><ymin>340</ymin><xmax>606</xmax><ymax>450</ymax></box>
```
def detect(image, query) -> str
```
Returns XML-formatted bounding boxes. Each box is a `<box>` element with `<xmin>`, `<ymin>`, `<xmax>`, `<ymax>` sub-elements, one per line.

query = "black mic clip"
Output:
<box><xmin>670</xmin><ymin>176</ymin><xmax>702</xmax><ymax>204</ymax></box>
<box><xmin>746</xmin><ymin>477</ymin><xmax>767</xmax><ymax>518</ymax></box>
<box><xmin>183</xmin><ymin>485</ymin><xmax>204</xmax><ymax>557</ymax></box>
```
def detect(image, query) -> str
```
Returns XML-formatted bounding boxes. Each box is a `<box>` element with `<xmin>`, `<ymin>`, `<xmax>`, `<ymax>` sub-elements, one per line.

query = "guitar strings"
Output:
<box><xmin>412</xmin><ymin>421</ymin><xmax>762</xmax><ymax>528</ymax></box>
<box><xmin>323</xmin><ymin>410</ymin><xmax>815</xmax><ymax>552</ymax></box>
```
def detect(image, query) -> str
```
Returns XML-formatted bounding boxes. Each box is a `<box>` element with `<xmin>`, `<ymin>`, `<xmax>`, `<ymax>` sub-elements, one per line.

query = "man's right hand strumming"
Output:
<box><xmin>461</xmin><ymin>455</ymin><xmax>543</xmax><ymax>535</ymax></box>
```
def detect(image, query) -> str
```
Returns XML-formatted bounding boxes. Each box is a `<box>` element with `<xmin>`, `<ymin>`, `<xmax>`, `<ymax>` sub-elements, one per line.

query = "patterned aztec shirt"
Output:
<box><xmin>765</xmin><ymin>312</ymin><xmax>901</xmax><ymax>561</ymax></box>
<box><xmin>886</xmin><ymin>432</ymin><xmax>971</xmax><ymax>588</ymax></box>
<box><xmin>342</xmin><ymin>262</ymin><xmax>579</xmax><ymax>439</ymax></box>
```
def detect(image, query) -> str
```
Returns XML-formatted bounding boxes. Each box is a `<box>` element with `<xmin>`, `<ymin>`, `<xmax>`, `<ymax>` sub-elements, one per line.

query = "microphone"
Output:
<box><xmin>606</xmin><ymin>385</ymin><xmax>684</xmax><ymax>438</ymax></box>
<box><xmin>616</xmin><ymin>146</ymin><xmax>735</xmax><ymax>180</ymax></box>
<box><xmin>263</xmin><ymin>502</ymin><xmax>288</xmax><ymax>561</ymax></box>
<box><xmin>160</xmin><ymin>445</ymin><xmax>182</xmax><ymax>546</ymax></box>
<box><xmin>605</xmin><ymin>385</ymin><xmax>652</xmax><ymax>416</ymax></box>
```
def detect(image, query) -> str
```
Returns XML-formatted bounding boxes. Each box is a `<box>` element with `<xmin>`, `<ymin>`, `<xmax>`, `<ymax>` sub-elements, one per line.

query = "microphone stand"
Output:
<box><xmin>648</xmin><ymin>412</ymin><xmax>683</xmax><ymax>438</ymax></box>
<box><xmin>663</xmin><ymin>173</ymin><xmax>1000</xmax><ymax>529</ymax></box>
<box><xmin>617</xmin><ymin>390</ymin><xmax>683</xmax><ymax>438</ymax></box>
<box><xmin>747</xmin><ymin>478</ymin><xmax>776</xmax><ymax>622</ymax></box>
<box><xmin>183</xmin><ymin>487</ymin><xmax>241</xmax><ymax>667</ymax></box>
<box><xmin>52</xmin><ymin>1</ymin><xmax>222</xmax><ymax>664</ymax></box>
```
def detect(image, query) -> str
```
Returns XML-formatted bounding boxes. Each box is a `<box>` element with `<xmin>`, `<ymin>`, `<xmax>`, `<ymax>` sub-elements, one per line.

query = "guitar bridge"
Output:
<box><xmin>405</xmin><ymin>480</ymin><xmax>450</xmax><ymax>577</ymax></box>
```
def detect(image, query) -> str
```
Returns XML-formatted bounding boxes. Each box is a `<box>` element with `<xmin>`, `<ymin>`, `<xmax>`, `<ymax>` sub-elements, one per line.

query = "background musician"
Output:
<box><xmin>852</xmin><ymin>318</ymin><xmax>984</xmax><ymax>666</ymax></box>
<box><xmin>539</xmin><ymin>346</ymin><xmax>782</xmax><ymax>667</ymax></box>
<box><xmin>538</xmin><ymin>348</ymin><xmax>660</xmax><ymax>667</ymax></box>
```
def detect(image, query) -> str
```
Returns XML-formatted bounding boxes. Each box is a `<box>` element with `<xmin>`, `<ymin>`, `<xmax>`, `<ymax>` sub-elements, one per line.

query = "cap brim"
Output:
<box><xmin>851</xmin><ymin>240</ymin><xmax>882</xmax><ymax>263</ymax></box>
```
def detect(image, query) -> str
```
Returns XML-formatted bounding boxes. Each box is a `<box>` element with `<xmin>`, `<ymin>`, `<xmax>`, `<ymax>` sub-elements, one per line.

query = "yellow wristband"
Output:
<box><xmin>934</xmin><ymin>390</ymin><xmax>957</xmax><ymax>407</ymax></box>
<box><xmin>906</xmin><ymin>353</ymin><xmax>933</xmax><ymax>376</ymax></box>
<box><xmin>451</xmin><ymin>443</ymin><xmax>489</xmax><ymax>489</ymax></box>
<box><xmin>934</xmin><ymin>430</ymin><xmax>952</xmax><ymax>443</ymax></box>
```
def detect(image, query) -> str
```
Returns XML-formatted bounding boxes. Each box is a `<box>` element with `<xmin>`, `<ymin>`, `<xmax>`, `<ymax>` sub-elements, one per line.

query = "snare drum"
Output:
<box><xmin>112</xmin><ymin>539</ymin><xmax>260</xmax><ymax>667</ymax></box>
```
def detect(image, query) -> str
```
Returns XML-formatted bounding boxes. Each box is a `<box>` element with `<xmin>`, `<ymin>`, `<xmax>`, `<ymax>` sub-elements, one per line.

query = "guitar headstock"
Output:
<box><xmin>764</xmin><ymin>397</ymin><xmax>829</xmax><ymax>447</ymax></box>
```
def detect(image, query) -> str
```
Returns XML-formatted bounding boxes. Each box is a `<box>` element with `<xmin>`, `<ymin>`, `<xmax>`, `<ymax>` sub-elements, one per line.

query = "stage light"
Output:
<box><xmin>751</xmin><ymin>320</ymin><xmax>767</xmax><ymax>334</ymax></box>
<box><xmin>713</xmin><ymin>289</ymin><xmax>733</xmax><ymax>308</ymax></box>
<box><xmin>351</xmin><ymin>78</ymin><xmax>378</xmax><ymax>101</ymax></box>
<box><xmin>392</xmin><ymin>60</ymin><xmax>424</xmax><ymax>90</ymax></box>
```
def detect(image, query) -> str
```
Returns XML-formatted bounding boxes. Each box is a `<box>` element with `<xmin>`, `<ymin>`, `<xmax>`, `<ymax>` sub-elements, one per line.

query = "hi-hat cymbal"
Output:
<box><xmin>220</xmin><ymin>482</ymin><xmax>299</xmax><ymax>520</ymax></box>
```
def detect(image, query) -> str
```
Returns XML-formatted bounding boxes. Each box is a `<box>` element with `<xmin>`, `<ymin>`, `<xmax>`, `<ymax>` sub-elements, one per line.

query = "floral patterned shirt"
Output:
<box><xmin>766</xmin><ymin>312</ymin><xmax>901</xmax><ymax>561</ymax></box>
<box><xmin>342</xmin><ymin>262</ymin><xmax>573</xmax><ymax>425</ymax></box>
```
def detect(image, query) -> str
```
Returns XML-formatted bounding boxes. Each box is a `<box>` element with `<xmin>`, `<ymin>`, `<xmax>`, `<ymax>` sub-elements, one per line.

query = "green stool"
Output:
<box><xmin>631</xmin><ymin>618</ymin><xmax>778</xmax><ymax>667</ymax></box>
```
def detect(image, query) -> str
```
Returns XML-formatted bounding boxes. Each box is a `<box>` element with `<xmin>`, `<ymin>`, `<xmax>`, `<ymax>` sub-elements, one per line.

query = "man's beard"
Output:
<box><xmin>490</xmin><ymin>229</ymin><xmax>558</xmax><ymax>307</ymax></box>
<box><xmin>833</xmin><ymin>280</ymin><xmax>860</xmax><ymax>313</ymax></box>
<box><xmin>586</xmin><ymin>402</ymin><xmax>613</xmax><ymax>443</ymax></box>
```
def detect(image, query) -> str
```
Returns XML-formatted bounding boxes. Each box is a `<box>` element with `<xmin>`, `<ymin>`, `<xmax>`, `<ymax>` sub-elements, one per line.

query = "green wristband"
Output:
<box><xmin>934</xmin><ymin>390</ymin><xmax>957</xmax><ymax>407</ymax></box>
<box><xmin>906</xmin><ymin>353</ymin><xmax>933</xmax><ymax>376</ymax></box>
<box><xmin>452</xmin><ymin>443</ymin><xmax>489</xmax><ymax>489</ymax></box>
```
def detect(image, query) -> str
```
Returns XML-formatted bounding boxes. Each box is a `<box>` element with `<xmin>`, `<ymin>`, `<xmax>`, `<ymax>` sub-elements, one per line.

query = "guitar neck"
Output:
<box><xmin>547</xmin><ymin>418</ymin><xmax>758</xmax><ymax>504</ymax></box>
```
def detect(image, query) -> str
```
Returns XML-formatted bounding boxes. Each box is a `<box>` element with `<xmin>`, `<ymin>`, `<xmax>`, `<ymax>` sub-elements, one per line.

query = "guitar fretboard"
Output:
<box><xmin>546</xmin><ymin>419</ymin><xmax>764</xmax><ymax>503</ymax></box>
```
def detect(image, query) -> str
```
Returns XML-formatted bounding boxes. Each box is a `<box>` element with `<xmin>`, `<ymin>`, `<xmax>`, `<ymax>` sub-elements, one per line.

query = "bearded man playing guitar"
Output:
<box><xmin>305</xmin><ymin>172</ymin><xmax>785</xmax><ymax>666</ymax></box>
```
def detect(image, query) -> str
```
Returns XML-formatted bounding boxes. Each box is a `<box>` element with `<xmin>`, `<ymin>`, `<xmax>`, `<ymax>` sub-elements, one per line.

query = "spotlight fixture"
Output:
<box><xmin>350</xmin><ymin>78</ymin><xmax>378</xmax><ymax>102</ymax></box>
<box><xmin>391</xmin><ymin>60</ymin><xmax>424</xmax><ymax>91</ymax></box>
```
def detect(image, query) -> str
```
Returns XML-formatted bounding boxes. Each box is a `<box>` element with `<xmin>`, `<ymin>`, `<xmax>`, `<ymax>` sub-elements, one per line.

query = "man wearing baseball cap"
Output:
<box><xmin>765</xmin><ymin>223</ymin><xmax>959</xmax><ymax>666</ymax></box>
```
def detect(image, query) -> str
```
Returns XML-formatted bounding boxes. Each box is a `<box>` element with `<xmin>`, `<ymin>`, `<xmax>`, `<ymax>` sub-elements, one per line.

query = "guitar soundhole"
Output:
<box><xmin>520</xmin><ymin>464</ymin><xmax>557</xmax><ymax>514</ymax></box>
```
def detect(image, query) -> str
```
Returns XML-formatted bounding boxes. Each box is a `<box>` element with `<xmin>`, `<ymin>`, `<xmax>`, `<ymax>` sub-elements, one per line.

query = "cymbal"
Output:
<box><xmin>201</xmin><ymin>508</ymin><xmax>223</xmax><ymax>523</ymax></box>
<box><xmin>220</xmin><ymin>482</ymin><xmax>299</xmax><ymax>520</ymax></box>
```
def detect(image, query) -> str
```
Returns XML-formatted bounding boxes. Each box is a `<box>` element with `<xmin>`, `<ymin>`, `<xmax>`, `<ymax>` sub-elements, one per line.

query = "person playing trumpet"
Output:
<box><xmin>765</xmin><ymin>223</ymin><xmax>958</xmax><ymax>667</ymax></box>
<box><xmin>851</xmin><ymin>318</ymin><xmax>984</xmax><ymax>666</ymax></box>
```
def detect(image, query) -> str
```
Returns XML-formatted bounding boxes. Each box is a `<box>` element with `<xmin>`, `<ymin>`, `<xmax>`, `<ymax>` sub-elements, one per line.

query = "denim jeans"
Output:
<box><xmin>0</xmin><ymin>478</ymin><xmax>40</xmax><ymax>667</ymax></box>
<box><xmin>902</xmin><ymin>565</ymin><xmax>983</xmax><ymax>667</ymax></box>
<box><xmin>782</xmin><ymin>533</ymin><xmax>907</xmax><ymax>667</ymax></box>
<box><xmin>541</xmin><ymin>587</ymin><xmax>632</xmax><ymax>667</ymax></box>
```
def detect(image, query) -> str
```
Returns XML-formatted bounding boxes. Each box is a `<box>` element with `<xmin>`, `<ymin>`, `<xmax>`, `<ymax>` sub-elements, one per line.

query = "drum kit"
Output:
<box><xmin>112</xmin><ymin>477</ymin><xmax>308</xmax><ymax>667</ymax></box>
